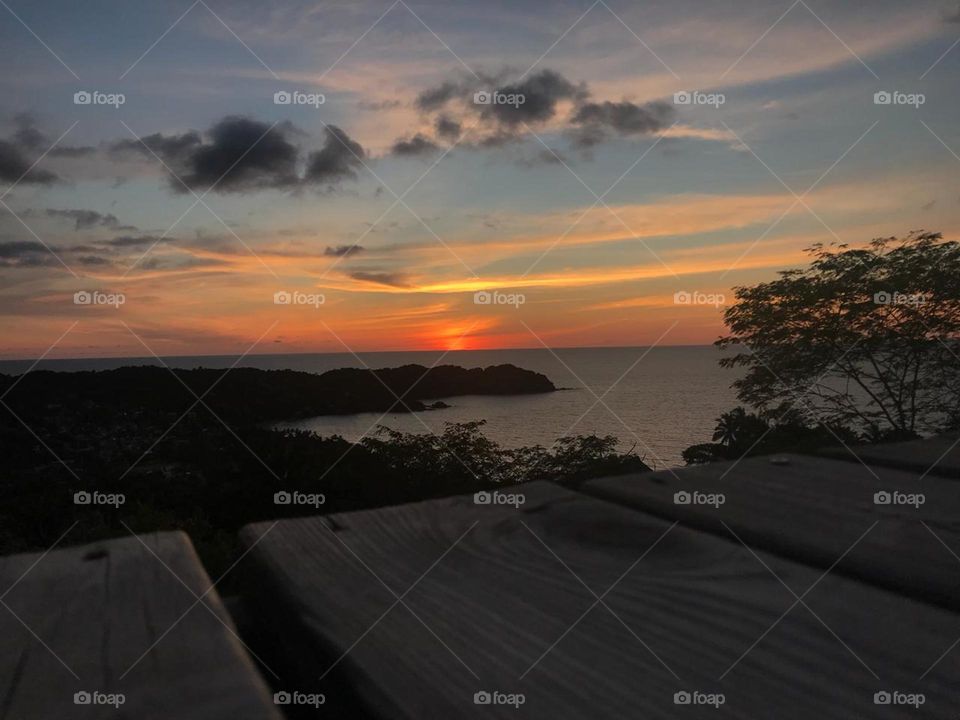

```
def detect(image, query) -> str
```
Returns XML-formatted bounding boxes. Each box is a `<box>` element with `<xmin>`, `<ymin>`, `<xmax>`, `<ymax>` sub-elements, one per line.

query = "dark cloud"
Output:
<box><xmin>75</xmin><ymin>255</ymin><xmax>113</xmax><ymax>267</ymax></box>
<box><xmin>65</xmin><ymin>235</ymin><xmax>167</xmax><ymax>253</ymax></box>
<box><xmin>391</xmin><ymin>133</ymin><xmax>440</xmax><ymax>157</ymax></box>
<box><xmin>11</xmin><ymin>114</ymin><xmax>96</xmax><ymax>159</ymax></box>
<box><xmin>478</xmin><ymin>132</ymin><xmax>519</xmax><ymax>148</ymax></box>
<box><xmin>0</xmin><ymin>240</ymin><xmax>58</xmax><ymax>267</ymax></box>
<box><xmin>0</xmin><ymin>240</ymin><xmax>47</xmax><ymax>258</ymax></box>
<box><xmin>572</xmin><ymin>100</ymin><xmax>673</xmax><ymax>134</ymax></box>
<box><xmin>0</xmin><ymin>232</ymin><xmax>176</xmax><ymax>271</ymax></box>
<box><xmin>140</xmin><ymin>255</ymin><xmax>229</xmax><ymax>271</ymax></box>
<box><xmin>110</xmin><ymin>118</ymin><xmax>296</xmax><ymax>192</ymax></box>
<box><xmin>413</xmin><ymin>69</ymin><xmax>584</xmax><ymax>130</ymax></box>
<box><xmin>0</xmin><ymin>141</ymin><xmax>58</xmax><ymax>185</ymax></box>
<box><xmin>111</xmin><ymin>130</ymin><xmax>202</xmax><ymax>161</ymax></box>
<box><xmin>304</xmin><ymin>125</ymin><xmax>365</xmax><ymax>183</ymax></box>
<box><xmin>416</xmin><ymin>82</ymin><xmax>460</xmax><ymax>111</ymax></box>
<box><xmin>101</xmin><ymin>234</ymin><xmax>167</xmax><ymax>248</ymax></box>
<box><xmin>570</xmin><ymin>100</ymin><xmax>673</xmax><ymax>147</ymax></box>
<box><xmin>324</xmin><ymin>244</ymin><xmax>364</xmax><ymax>257</ymax></box>
<box><xmin>408</xmin><ymin>70</ymin><xmax>682</xmax><ymax>156</ymax></box>
<box><xmin>48</xmin><ymin>146</ymin><xmax>98</xmax><ymax>159</ymax></box>
<box><xmin>44</xmin><ymin>209</ymin><xmax>136</xmax><ymax>231</ymax></box>
<box><xmin>112</xmin><ymin>117</ymin><xmax>366</xmax><ymax>193</ymax></box>
<box><xmin>174</xmin><ymin>117</ymin><xmax>299</xmax><ymax>193</ymax></box>
<box><xmin>11</xmin><ymin>117</ymin><xmax>46</xmax><ymax>150</ymax></box>
<box><xmin>485</xmin><ymin>70</ymin><xmax>585</xmax><ymax>126</ymax></box>
<box><xmin>350</xmin><ymin>270</ymin><xmax>409</xmax><ymax>288</ymax></box>
<box><xmin>435</xmin><ymin>115</ymin><xmax>461</xmax><ymax>140</ymax></box>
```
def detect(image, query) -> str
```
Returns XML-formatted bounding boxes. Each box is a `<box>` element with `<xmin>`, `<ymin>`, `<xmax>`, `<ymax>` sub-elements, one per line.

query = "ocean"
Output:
<box><xmin>0</xmin><ymin>346</ymin><xmax>739</xmax><ymax>469</ymax></box>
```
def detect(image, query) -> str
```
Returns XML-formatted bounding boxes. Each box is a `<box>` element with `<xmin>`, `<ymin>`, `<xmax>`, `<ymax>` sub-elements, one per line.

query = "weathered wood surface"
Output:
<box><xmin>241</xmin><ymin>481</ymin><xmax>959</xmax><ymax>719</ymax></box>
<box><xmin>818</xmin><ymin>433</ymin><xmax>960</xmax><ymax>478</ymax></box>
<box><xmin>0</xmin><ymin>531</ymin><xmax>280</xmax><ymax>719</ymax></box>
<box><xmin>583</xmin><ymin>454</ymin><xmax>960</xmax><ymax>613</ymax></box>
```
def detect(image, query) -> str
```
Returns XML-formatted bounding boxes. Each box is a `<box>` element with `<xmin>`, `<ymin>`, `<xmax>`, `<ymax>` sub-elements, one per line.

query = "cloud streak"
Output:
<box><xmin>44</xmin><ymin>209</ymin><xmax>136</xmax><ymax>232</ymax></box>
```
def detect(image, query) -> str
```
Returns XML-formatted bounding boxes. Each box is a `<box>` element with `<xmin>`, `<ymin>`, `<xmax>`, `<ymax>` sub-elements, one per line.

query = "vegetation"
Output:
<box><xmin>681</xmin><ymin>407</ymin><xmax>859</xmax><ymax>464</ymax></box>
<box><xmin>0</xmin><ymin>366</ymin><xmax>645</xmax><ymax>584</ymax></box>
<box><xmin>685</xmin><ymin>232</ymin><xmax>960</xmax><ymax>464</ymax></box>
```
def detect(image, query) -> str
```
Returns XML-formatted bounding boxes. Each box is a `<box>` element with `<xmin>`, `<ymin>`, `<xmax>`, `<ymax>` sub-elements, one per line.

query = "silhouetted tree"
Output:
<box><xmin>718</xmin><ymin>231</ymin><xmax>960</xmax><ymax>437</ymax></box>
<box><xmin>712</xmin><ymin>407</ymin><xmax>768</xmax><ymax>447</ymax></box>
<box><xmin>685</xmin><ymin>232</ymin><xmax>960</xmax><ymax>464</ymax></box>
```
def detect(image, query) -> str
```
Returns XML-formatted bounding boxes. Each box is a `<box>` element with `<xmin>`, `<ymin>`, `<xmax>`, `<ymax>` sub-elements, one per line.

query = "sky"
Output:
<box><xmin>1</xmin><ymin>0</ymin><xmax>959</xmax><ymax>359</ymax></box>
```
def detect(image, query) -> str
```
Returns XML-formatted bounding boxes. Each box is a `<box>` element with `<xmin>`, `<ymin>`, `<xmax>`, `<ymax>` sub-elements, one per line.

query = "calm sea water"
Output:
<box><xmin>0</xmin><ymin>346</ymin><xmax>739</xmax><ymax>468</ymax></box>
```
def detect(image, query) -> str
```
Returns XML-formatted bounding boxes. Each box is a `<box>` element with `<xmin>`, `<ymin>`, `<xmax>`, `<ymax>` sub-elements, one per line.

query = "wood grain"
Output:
<box><xmin>583</xmin><ymin>454</ymin><xmax>960</xmax><ymax>613</ymax></box>
<box><xmin>0</xmin><ymin>531</ymin><xmax>280</xmax><ymax>719</ymax></box>
<box><xmin>240</xmin><ymin>482</ymin><xmax>960</xmax><ymax>719</ymax></box>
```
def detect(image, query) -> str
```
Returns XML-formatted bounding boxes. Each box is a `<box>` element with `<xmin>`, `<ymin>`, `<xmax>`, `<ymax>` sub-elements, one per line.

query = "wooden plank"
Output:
<box><xmin>240</xmin><ymin>482</ymin><xmax>960</xmax><ymax>719</ymax></box>
<box><xmin>818</xmin><ymin>433</ymin><xmax>960</xmax><ymax>478</ymax></box>
<box><xmin>0</xmin><ymin>531</ymin><xmax>281</xmax><ymax>719</ymax></box>
<box><xmin>583</xmin><ymin>454</ymin><xmax>960</xmax><ymax>613</ymax></box>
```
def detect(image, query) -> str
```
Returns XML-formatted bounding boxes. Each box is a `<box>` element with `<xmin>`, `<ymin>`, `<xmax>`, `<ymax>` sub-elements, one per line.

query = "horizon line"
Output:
<box><xmin>0</xmin><ymin>341</ymin><xmax>726</xmax><ymax>365</ymax></box>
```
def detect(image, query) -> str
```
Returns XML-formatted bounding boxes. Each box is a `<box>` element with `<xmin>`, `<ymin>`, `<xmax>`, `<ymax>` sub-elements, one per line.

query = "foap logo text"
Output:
<box><xmin>474</xmin><ymin>490</ymin><xmax>525</xmax><ymax>508</ymax></box>
<box><xmin>74</xmin><ymin>290</ymin><xmax>125</xmax><ymax>308</ymax></box>
<box><xmin>873</xmin><ymin>490</ymin><xmax>925</xmax><ymax>508</ymax></box>
<box><xmin>473</xmin><ymin>690</ymin><xmax>526</xmax><ymax>708</ymax></box>
<box><xmin>274</xmin><ymin>490</ymin><xmax>326</xmax><ymax>508</ymax></box>
<box><xmin>673</xmin><ymin>90</ymin><xmax>725</xmax><ymax>108</ymax></box>
<box><xmin>74</xmin><ymin>490</ymin><xmax>125</xmax><ymax>508</ymax></box>
<box><xmin>674</xmin><ymin>290</ymin><xmax>725</xmax><ymax>307</ymax></box>
<box><xmin>874</xmin><ymin>690</ymin><xmax>925</xmax><ymax>708</ymax></box>
<box><xmin>274</xmin><ymin>691</ymin><xmax>325</xmax><ymax>708</ymax></box>
<box><xmin>473</xmin><ymin>90</ymin><xmax>525</xmax><ymax>108</ymax></box>
<box><xmin>674</xmin><ymin>490</ymin><xmax>725</xmax><ymax>508</ymax></box>
<box><xmin>674</xmin><ymin>690</ymin><xmax>725</xmax><ymax>708</ymax></box>
<box><xmin>873</xmin><ymin>291</ymin><xmax>928</xmax><ymax>306</ymax></box>
<box><xmin>873</xmin><ymin>91</ymin><xmax>925</xmax><ymax>108</ymax></box>
<box><xmin>474</xmin><ymin>290</ymin><xmax>525</xmax><ymax>308</ymax></box>
<box><xmin>274</xmin><ymin>290</ymin><xmax>325</xmax><ymax>307</ymax></box>
<box><xmin>74</xmin><ymin>90</ymin><xmax>125</xmax><ymax>108</ymax></box>
<box><xmin>74</xmin><ymin>691</ymin><xmax>125</xmax><ymax>708</ymax></box>
<box><xmin>274</xmin><ymin>90</ymin><xmax>325</xmax><ymax>108</ymax></box>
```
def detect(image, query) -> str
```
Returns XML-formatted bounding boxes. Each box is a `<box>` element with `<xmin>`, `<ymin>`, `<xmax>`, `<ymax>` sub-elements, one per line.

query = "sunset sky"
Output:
<box><xmin>1</xmin><ymin>0</ymin><xmax>959</xmax><ymax>358</ymax></box>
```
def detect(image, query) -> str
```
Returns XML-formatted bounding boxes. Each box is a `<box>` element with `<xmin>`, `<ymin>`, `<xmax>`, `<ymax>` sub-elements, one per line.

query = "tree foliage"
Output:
<box><xmin>717</xmin><ymin>232</ymin><xmax>960</xmax><ymax>437</ymax></box>
<box><xmin>682</xmin><ymin>407</ymin><xmax>858</xmax><ymax>465</ymax></box>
